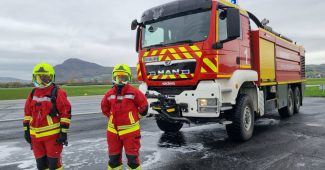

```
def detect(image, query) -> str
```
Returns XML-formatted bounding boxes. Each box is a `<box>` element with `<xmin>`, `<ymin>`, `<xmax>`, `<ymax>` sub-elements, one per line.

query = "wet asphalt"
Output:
<box><xmin>0</xmin><ymin>97</ymin><xmax>324</xmax><ymax>170</ymax></box>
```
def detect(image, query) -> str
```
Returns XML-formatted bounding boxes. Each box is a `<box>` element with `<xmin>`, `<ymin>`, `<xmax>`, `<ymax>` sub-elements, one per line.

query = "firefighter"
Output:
<box><xmin>101</xmin><ymin>64</ymin><xmax>148</xmax><ymax>170</ymax></box>
<box><xmin>23</xmin><ymin>62</ymin><xmax>71</xmax><ymax>170</ymax></box>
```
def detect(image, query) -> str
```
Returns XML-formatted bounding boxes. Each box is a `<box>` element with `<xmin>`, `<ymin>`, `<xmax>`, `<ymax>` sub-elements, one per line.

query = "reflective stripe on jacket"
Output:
<box><xmin>24</xmin><ymin>84</ymin><xmax>71</xmax><ymax>141</ymax></box>
<box><xmin>101</xmin><ymin>84</ymin><xmax>148</xmax><ymax>136</ymax></box>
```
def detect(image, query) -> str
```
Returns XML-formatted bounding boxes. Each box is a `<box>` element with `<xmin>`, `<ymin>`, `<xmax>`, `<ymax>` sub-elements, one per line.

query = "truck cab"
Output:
<box><xmin>132</xmin><ymin>0</ymin><xmax>305</xmax><ymax>141</ymax></box>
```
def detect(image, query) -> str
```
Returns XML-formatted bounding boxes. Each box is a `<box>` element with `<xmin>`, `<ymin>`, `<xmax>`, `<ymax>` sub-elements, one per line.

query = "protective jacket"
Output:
<box><xmin>101</xmin><ymin>84</ymin><xmax>148</xmax><ymax>138</ymax></box>
<box><xmin>24</xmin><ymin>84</ymin><xmax>71</xmax><ymax>141</ymax></box>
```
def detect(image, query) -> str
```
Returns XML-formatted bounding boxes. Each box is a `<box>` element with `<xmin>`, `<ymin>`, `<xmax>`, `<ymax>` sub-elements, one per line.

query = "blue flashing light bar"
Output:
<box><xmin>231</xmin><ymin>0</ymin><xmax>237</xmax><ymax>4</ymax></box>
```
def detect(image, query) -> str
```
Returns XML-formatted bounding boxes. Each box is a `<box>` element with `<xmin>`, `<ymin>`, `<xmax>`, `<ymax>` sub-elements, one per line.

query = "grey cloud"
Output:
<box><xmin>0</xmin><ymin>0</ymin><xmax>324</xmax><ymax>80</ymax></box>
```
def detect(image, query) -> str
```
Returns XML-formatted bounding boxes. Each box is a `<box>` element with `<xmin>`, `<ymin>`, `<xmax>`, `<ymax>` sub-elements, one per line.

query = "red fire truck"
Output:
<box><xmin>131</xmin><ymin>0</ymin><xmax>305</xmax><ymax>141</ymax></box>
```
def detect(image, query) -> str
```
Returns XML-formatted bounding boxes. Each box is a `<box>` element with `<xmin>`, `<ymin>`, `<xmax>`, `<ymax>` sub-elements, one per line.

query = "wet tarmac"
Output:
<box><xmin>0</xmin><ymin>97</ymin><xmax>324</xmax><ymax>170</ymax></box>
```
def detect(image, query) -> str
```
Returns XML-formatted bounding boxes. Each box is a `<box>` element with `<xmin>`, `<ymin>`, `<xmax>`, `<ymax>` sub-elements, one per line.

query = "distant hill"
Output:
<box><xmin>306</xmin><ymin>64</ymin><xmax>325</xmax><ymax>78</ymax></box>
<box><xmin>0</xmin><ymin>77</ymin><xmax>29</xmax><ymax>83</ymax></box>
<box><xmin>54</xmin><ymin>58</ymin><xmax>136</xmax><ymax>83</ymax></box>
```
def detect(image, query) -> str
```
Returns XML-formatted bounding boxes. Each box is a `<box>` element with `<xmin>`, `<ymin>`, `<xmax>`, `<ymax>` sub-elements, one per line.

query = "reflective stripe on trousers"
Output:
<box><xmin>107</xmin><ymin>122</ymin><xmax>140</xmax><ymax>136</ymax></box>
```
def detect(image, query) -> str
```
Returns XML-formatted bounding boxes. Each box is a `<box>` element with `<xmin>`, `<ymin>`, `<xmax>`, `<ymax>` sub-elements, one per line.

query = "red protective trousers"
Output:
<box><xmin>107</xmin><ymin>131</ymin><xmax>141</xmax><ymax>164</ymax></box>
<box><xmin>32</xmin><ymin>138</ymin><xmax>63</xmax><ymax>167</ymax></box>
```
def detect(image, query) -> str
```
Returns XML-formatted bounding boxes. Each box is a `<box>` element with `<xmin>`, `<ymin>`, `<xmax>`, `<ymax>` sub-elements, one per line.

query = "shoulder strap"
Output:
<box><xmin>51</xmin><ymin>84</ymin><xmax>59</xmax><ymax>101</ymax></box>
<box><xmin>30</xmin><ymin>88</ymin><xmax>36</xmax><ymax>99</ymax></box>
<box><xmin>49</xmin><ymin>84</ymin><xmax>59</xmax><ymax>117</ymax></box>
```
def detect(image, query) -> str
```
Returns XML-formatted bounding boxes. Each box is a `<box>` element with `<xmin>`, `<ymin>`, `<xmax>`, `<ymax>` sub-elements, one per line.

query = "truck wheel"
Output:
<box><xmin>278</xmin><ymin>88</ymin><xmax>294</xmax><ymax>118</ymax></box>
<box><xmin>293</xmin><ymin>87</ymin><xmax>301</xmax><ymax>114</ymax></box>
<box><xmin>226</xmin><ymin>94</ymin><xmax>255</xmax><ymax>142</ymax></box>
<box><xmin>156</xmin><ymin>119</ymin><xmax>183</xmax><ymax>132</ymax></box>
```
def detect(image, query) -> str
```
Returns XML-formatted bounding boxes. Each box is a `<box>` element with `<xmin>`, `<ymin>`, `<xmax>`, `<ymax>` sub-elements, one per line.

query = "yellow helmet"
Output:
<box><xmin>112</xmin><ymin>64</ymin><xmax>132</xmax><ymax>85</ymax></box>
<box><xmin>32</xmin><ymin>62</ymin><xmax>55</xmax><ymax>88</ymax></box>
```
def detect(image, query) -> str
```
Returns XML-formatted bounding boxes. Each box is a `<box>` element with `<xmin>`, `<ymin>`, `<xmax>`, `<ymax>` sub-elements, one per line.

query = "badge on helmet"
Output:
<box><xmin>32</xmin><ymin>63</ymin><xmax>55</xmax><ymax>88</ymax></box>
<box><xmin>112</xmin><ymin>64</ymin><xmax>132</xmax><ymax>85</ymax></box>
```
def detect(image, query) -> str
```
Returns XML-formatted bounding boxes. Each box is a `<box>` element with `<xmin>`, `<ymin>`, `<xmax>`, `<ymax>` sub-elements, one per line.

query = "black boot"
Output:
<box><xmin>48</xmin><ymin>157</ymin><xmax>59</xmax><ymax>170</ymax></box>
<box><xmin>36</xmin><ymin>156</ymin><xmax>48</xmax><ymax>170</ymax></box>
<box><xmin>126</xmin><ymin>154</ymin><xmax>140</xmax><ymax>169</ymax></box>
<box><xmin>108</xmin><ymin>154</ymin><xmax>122</xmax><ymax>169</ymax></box>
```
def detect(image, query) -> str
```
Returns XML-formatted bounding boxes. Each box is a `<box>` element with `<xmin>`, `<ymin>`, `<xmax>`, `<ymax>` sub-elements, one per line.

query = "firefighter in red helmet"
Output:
<box><xmin>101</xmin><ymin>64</ymin><xmax>148</xmax><ymax>170</ymax></box>
<box><xmin>24</xmin><ymin>63</ymin><xmax>71</xmax><ymax>170</ymax></box>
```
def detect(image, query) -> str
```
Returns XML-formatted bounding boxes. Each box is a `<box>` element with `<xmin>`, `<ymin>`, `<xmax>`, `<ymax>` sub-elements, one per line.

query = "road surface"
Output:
<box><xmin>0</xmin><ymin>96</ymin><xmax>325</xmax><ymax>170</ymax></box>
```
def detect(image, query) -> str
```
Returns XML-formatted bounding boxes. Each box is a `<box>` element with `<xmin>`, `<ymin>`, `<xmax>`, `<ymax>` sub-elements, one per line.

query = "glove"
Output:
<box><xmin>24</xmin><ymin>130</ymin><xmax>31</xmax><ymax>144</ymax></box>
<box><xmin>24</xmin><ymin>124</ymin><xmax>31</xmax><ymax>144</ymax></box>
<box><xmin>56</xmin><ymin>132</ymin><xmax>68</xmax><ymax>146</ymax></box>
<box><xmin>139</xmin><ymin>105</ymin><xmax>149</xmax><ymax>117</ymax></box>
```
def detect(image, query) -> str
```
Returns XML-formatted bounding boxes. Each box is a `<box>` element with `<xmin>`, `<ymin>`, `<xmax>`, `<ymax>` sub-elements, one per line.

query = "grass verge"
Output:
<box><xmin>305</xmin><ymin>86</ymin><xmax>325</xmax><ymax>97</ymax></box>
<box><xmin>1</xmin><ymin>80</ymin><xmax>325</xmax><ymax>100</ymax></box>
<box><xmin>0</xmin><ymin>85</ymin><xmax>116</xmax><ymax>100</ymax></box>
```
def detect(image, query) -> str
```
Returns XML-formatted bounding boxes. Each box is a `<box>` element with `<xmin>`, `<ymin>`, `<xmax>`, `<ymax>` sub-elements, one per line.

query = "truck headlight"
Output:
<box><xmin>198</xmin><ymin>99</ymin><xmax>208</xmax><ymax>107</ymax></box>
<box><xmin>197</xmin><ymin>98</ymin><xmax>220</xmax><ymax>113</ymax></box>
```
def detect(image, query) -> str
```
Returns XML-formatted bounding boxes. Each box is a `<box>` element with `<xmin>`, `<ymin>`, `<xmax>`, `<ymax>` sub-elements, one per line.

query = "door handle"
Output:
<box><xmin>236</xmin><ymin>56</ymin><xmax>240</xmax><ymax>65</ymax></box>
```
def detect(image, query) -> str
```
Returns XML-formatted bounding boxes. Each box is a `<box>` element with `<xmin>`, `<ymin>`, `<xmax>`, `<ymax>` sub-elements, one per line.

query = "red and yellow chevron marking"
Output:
<box><xmin>136</xmin><ymin>63</ymin><xmax>142</xmax><ymax>79</ymax></box>
<box><xmin>201</xmin><ymin>55</ymin><xmax>218</xmax><ymax>73</ymax></box>
<box><xmin>147</xmin><ymin>74</ymin><xmax>194</xmax><ymax>80</ymax></box>
<box><xmin>142</xmin><ymin>45</ymin><xmax>202</xmax><ymax>62</ymax></box>
<box><xmin>142</xmin><ymin>45</ymin><xmax>203</xmax><ymax>80</ymax></box>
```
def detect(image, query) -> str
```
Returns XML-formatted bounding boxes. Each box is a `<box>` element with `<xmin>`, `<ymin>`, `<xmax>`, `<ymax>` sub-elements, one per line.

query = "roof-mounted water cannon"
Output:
<box><xmin>261</xmin><ymin>18</ymin><xmax>273</xmax><ymax>32</ymax></box>
<box><xmin>261</xmin><ymin>18</ymin><xmax>269</xmax><ymax>26</ymax></box>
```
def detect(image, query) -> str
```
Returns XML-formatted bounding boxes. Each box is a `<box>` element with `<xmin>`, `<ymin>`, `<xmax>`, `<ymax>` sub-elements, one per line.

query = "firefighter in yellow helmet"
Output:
<box><xmin>101</xmin><ymin>64</ymin><xmax>148</xmax><ymax>170</ymax></box>
<box><xmin>24</xmin><ymin>63</ymin><xmax>71</xmax><ymax>170</ymax></box>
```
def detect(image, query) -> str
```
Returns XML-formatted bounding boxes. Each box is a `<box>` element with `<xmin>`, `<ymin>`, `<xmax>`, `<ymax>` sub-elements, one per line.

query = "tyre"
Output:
<box><xmin>226</xmin><ymin>94</ymin><xmax>255</xmax><ymax>142</ymax></box>
<box><xmin>293</xmin><ymin>87</ymin><xmax>301</xmax><ymax>114</ymax></box>
<box><xmin>156</xmin><ymin>119</ymin><xmax>183</xmax><ymax>132</ymax></box>
<box><xmin>278</xmin><ymin>87</ymin><xmax>294</xmax><ymax>118</ymax></box>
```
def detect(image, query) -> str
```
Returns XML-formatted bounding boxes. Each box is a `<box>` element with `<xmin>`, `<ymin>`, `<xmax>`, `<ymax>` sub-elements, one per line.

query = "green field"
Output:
<box><xmin>0</xmin><ymin>85</ymin><xmax>114</xmax><ymax>100</ymax></box>
<box><xmin>306</xmin><ymin>78</ymin><xmax>325</xmax><ymax>85</ymax></box>
<box><xmin>305</xmin><ymin>86</ymin><xmax>325</xmax><ymax>97</ymax></box>
<box><xmin>0</xmin><ymin>79</ymin><xmax>325</xmax><ymax>100</ymax></box>
<box><xmin>305</xmin><ymin>78</ymin><xmax>325</xmax><ymax>97</ymax></box>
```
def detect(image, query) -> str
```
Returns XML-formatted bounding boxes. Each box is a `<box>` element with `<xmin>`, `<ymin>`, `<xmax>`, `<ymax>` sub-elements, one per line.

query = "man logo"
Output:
<box><xmin>164</xmin><ymin>61</ymin><xmax>172</xmax><ymax>66</ymax></box>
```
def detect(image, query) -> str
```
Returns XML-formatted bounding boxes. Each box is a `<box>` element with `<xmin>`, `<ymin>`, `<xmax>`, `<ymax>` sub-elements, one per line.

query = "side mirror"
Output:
<box><xmin>136</xmin><ymin>28</ymin><xmax>140</xmax><ymax>53</ymax></box>
<box><xmin>226</xmin><ymin>8</ymin><xmax>241</xmax><ymax>41</ymax></box>
<box><xmin>131</xmin><ymin>19</ymin><xmax>139</xmax><ymax>30</ymax></box>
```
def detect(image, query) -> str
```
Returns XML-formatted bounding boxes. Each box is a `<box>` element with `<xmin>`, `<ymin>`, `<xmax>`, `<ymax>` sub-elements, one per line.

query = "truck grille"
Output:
<box><xmin>145</xmin><ymin>59</ymin><xmax>196</xmax><ymax>79</ymax></box>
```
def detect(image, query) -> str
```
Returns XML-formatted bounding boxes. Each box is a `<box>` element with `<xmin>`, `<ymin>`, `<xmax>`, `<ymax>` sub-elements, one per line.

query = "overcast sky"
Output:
<box><xmin>0</xmin><ymin>0</ymin><xmax>324</xmax><ymax>80</ymax></box>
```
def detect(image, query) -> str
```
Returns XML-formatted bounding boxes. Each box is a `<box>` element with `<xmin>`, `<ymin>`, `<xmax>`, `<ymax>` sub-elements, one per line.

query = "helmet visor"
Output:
<box><xmin>33</xmin><ymin>74</ymin><xmax>53</xmax><ymax>87</ymax></box>
<box><xmin>112</xmin><ymin>72</ymin><xmax>130</xmax><ymax>85</ymax></box>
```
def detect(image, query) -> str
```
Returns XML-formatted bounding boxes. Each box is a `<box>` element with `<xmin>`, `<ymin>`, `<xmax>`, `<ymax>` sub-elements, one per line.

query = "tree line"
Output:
<box><xmin>0</xmin><ymin>76</ymin><xmax>140</xmax><ymax>88</ymax></box>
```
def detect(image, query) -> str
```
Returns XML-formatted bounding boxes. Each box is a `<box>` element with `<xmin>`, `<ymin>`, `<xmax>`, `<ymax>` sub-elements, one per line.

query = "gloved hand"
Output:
<box><xmin>56</xmin><ymin>132</ymin><xmax>68</xmax><ymax>146</ymax></box>
<box><xmin>24</xmin><ymin>124</ymin><xmax>31</xmax><ymax>144</ymax></box>
<box><xmin>24</xmin><ymin>130</ymin><xmax>31</xmax><ymax>144</ymax></box>
<box><xmin>139</xmin><ymin>105</ymin><xmax>149</xmax><ymax>117</ymax></box>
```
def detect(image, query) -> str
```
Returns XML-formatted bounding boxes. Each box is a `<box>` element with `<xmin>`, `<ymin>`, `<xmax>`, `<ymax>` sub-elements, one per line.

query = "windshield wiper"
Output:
<box><xmin>166</xmin><ymin>40</ymin><xmax>195</xmax><ymax>46</ymax></box>
<box><xmin>144</xmin><ymin>40</ymin><xmax>195</xmax><ymax>50</ymax></box>
<box><xmin>145</xmin><ymin>43</ymin><xmax>166</xmax><ymax>50</ymax></box>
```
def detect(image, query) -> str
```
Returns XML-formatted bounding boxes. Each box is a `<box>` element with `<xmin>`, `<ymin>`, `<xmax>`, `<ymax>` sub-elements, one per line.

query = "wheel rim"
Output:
<box><xmin>243</xmin><ymin>106</ymin><xmax>252</xmax><ymax>131</ymax></box>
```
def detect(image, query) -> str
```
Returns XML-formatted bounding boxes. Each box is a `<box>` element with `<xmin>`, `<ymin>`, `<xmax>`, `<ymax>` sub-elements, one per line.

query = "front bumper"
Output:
<box><xmin>139</xmin><ymin>80</ymin><xmax>222</xmax><ymax>118</ymax></box>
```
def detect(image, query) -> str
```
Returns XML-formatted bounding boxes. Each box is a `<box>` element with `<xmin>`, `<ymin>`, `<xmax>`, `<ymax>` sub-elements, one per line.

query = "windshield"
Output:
<box><xmin>142</xmin><ymin>10</ymin><xmax>211</xmax><ymax>48</ymax></box>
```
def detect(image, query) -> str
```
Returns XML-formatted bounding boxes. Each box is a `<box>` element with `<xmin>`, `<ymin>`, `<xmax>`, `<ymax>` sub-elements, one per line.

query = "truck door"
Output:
<box><xmin>239</xmin><ymin>16</ymin><xmax>252</xmax><ymax>69</ymax></box>
<box><xmin>217</xmin><ymin>8</ymin><xmax>240</xmax><ymax>77</ymax></box>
